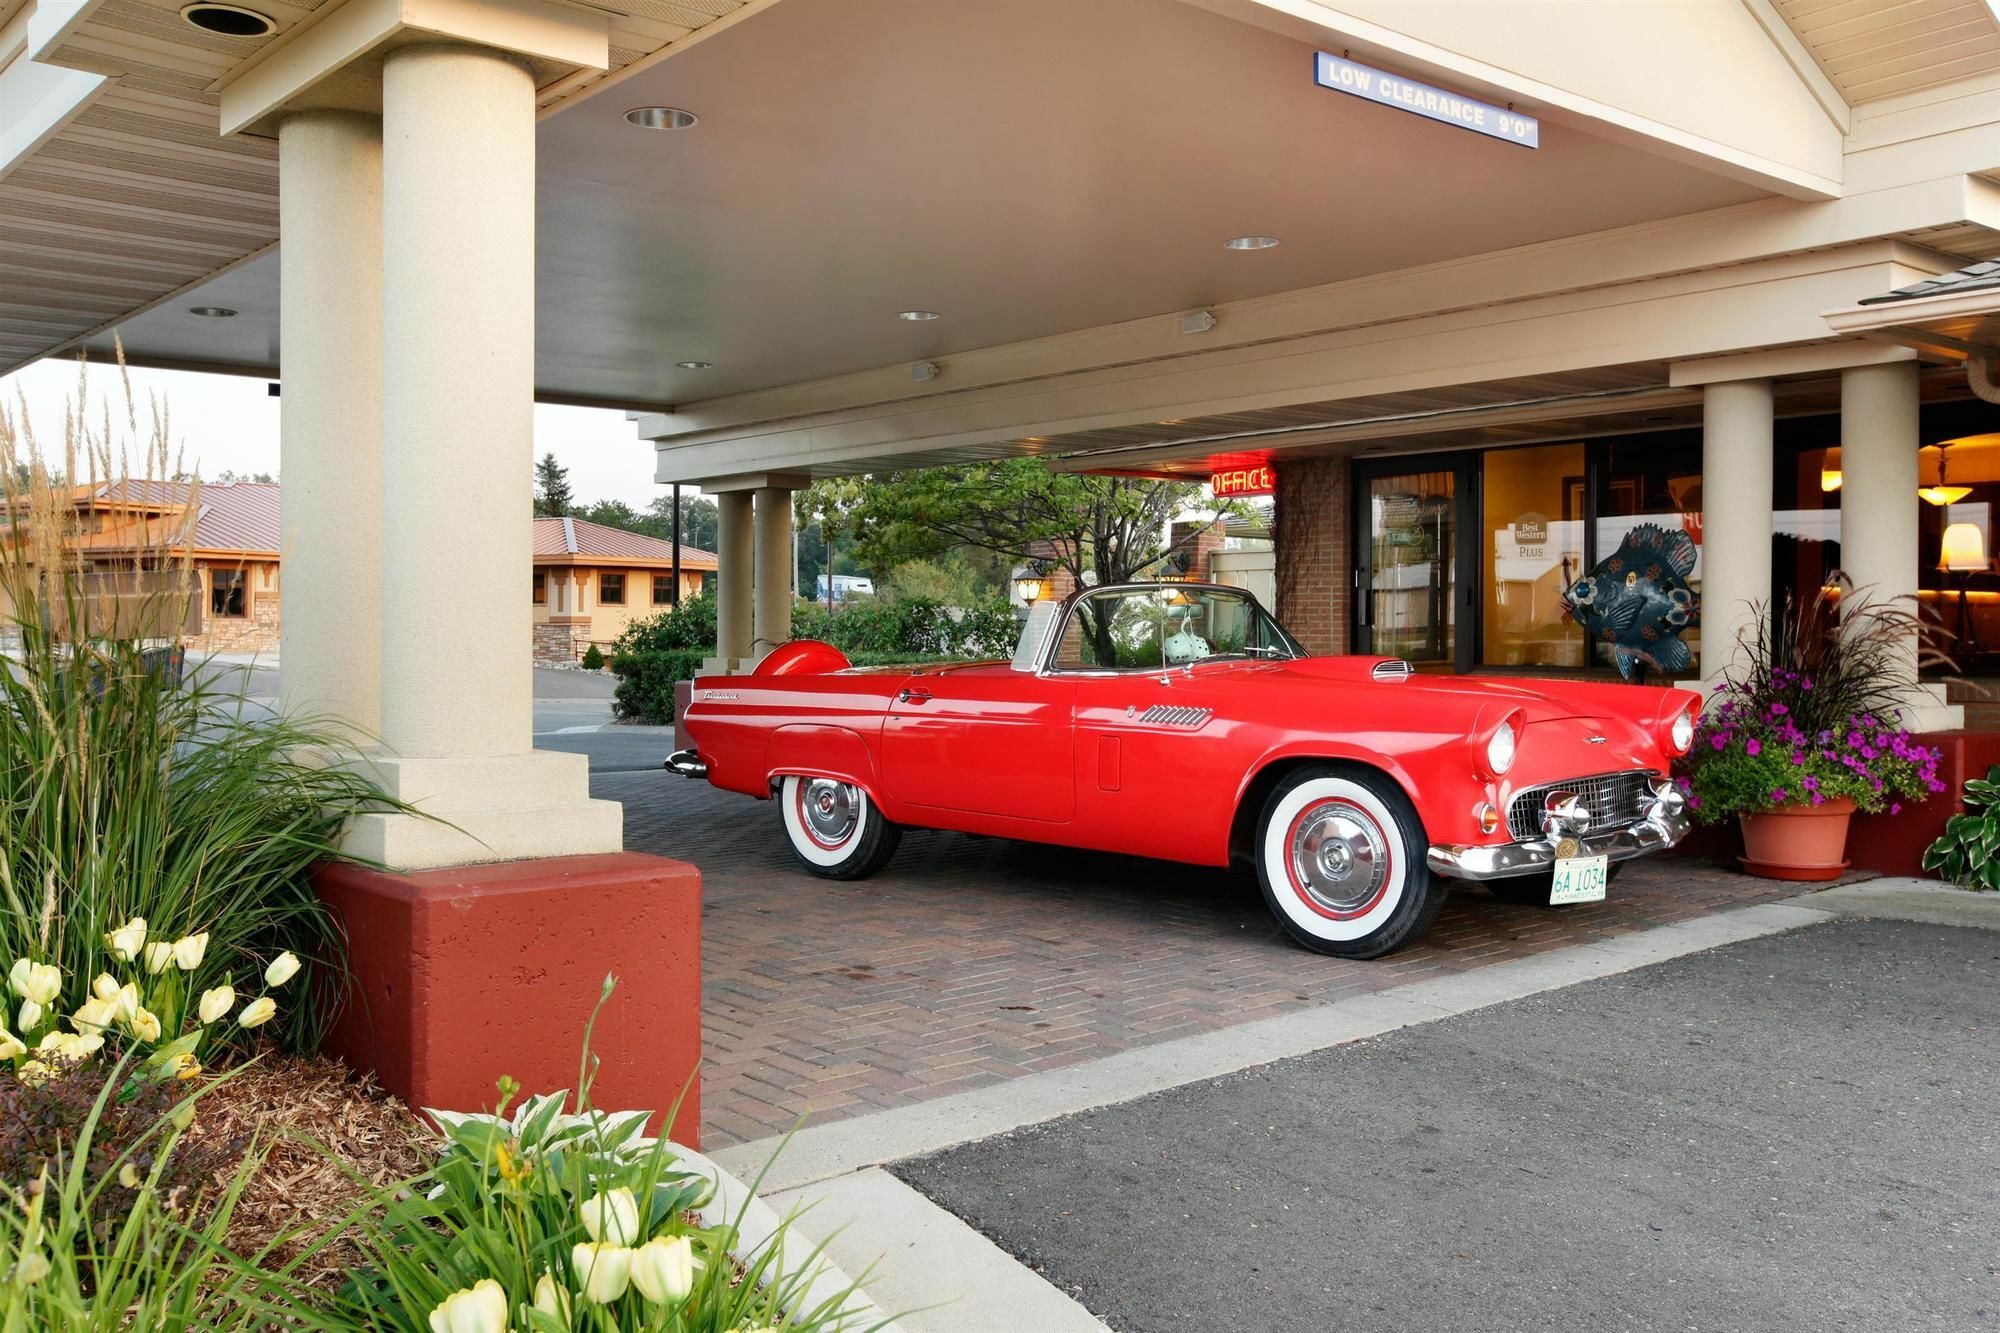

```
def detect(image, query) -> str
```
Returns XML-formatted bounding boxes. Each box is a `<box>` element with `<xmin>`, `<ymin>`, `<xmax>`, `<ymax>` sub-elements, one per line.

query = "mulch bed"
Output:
<box><xmin>195</xmin><ymin>1055</ymin><xmax>428</xmax><ymax>1284</ymax></box>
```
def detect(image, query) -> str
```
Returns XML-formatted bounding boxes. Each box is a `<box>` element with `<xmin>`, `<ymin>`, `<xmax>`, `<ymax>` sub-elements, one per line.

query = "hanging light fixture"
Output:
<box><xmin>1919</xmin><ymin>442</ymin><xmax>1973</xmax><ymax>507</ymax></box>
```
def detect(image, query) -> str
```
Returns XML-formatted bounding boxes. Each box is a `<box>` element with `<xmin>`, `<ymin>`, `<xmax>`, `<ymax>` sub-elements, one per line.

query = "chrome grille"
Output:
<box><xmin>1507</xmin><ymin>770</ymin><xmax>1657</xmax><ymax>842</ymax></box>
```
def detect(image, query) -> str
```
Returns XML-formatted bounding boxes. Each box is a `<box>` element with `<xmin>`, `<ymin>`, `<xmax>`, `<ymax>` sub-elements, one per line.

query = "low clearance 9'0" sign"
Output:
<box><xmin>1212</xmin><ymin>465</ymin><xmax>1275</xmax><ymax>499</ymax></box>
<box><xmin>1313</xmin><ymin>51</ymin><xmax>1539</xmax><ymax>149</ymax></box>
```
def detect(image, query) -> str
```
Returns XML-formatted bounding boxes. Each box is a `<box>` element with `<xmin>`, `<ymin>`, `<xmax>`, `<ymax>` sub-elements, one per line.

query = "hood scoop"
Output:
<box><xmin>1370</xmin><ymin>659</ymin><xmax>1415</xmax><ymax>682</ymax></box>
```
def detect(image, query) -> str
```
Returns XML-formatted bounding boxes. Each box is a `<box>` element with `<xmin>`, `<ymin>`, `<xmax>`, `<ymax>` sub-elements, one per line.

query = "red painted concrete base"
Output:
<box><xmin>315</xmin><ymin>852</ymin><xmax>702</xmax><ymax>1146</ymax></box>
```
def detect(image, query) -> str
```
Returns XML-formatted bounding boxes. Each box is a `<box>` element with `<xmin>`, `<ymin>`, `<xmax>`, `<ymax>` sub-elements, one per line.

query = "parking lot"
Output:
<box><xmin>603</xmin><ymin>769</ymin><xmax>1817</xmax><ymax>1148</ymax></box>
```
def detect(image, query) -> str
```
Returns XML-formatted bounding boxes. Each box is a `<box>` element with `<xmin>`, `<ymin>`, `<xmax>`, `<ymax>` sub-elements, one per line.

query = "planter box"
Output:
<box><xmin>317</xmin><ymin>851</ymin><xmax>702</xmax><ymax>1144</ymax></box>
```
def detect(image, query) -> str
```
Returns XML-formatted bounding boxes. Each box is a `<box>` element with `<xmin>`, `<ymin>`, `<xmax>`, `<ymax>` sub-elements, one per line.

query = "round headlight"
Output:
<box><xmin>1670</xmin><ymin>707</ymin><xmax>1695</xmax><ymax>756</ymax></box>
<box><xmin>1486</xmin><ymin>721</ymin><xmax>1517</xmax><ymax>776</ymax></box>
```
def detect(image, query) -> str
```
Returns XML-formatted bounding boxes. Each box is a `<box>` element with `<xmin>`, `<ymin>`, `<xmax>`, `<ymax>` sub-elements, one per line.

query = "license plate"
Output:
<box><xmin>1548</xmin><ymin>853</ymin><xmax>1609</xmax><ymax>905</ymax></box>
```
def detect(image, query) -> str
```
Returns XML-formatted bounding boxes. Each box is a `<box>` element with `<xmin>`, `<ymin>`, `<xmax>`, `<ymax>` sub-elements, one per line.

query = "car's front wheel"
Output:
<box><xmin>1253</xmin><ymin>765</ymin><xmax>1447</xmax><ymax>958</ymax></box>
<box><xmin>778</xmin><ymin>774</ymin><xmax>901</xmax><ymax>879</ymax></box>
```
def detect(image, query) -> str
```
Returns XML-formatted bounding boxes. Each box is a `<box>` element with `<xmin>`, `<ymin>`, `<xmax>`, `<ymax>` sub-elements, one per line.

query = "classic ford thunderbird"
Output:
<box><xmin>668</xmin><ymin>582</ymin><xmax>1696</xmax><ymax>958</ymax></box>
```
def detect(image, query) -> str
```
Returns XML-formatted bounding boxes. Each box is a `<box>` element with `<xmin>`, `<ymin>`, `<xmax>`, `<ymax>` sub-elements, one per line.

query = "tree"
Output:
<box><xmin>843</xmin><ymin>459</ymin><xmax>1228</xmax><ymax>588</ymax></box>
<box><xmin>578</xmin><ymin>498</ymin><xmax>642</xmax><ymax>532</ymax></box>
<box><xmin>534</xmin><ymin>453</ymin><xmax>574</xmax><ymax>517</ymax></box>
<box><xmin>647</xmin><ymin>493</ymin><xmax>719</xmax><ymax>552</ymax></box>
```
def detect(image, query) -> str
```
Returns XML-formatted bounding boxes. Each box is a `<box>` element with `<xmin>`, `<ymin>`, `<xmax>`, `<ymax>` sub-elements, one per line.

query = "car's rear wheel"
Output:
<box><xmin>778</xmin><ymin>774</ymin><xmax>901</xmax><ymax>879</ymax></box>
<box><xmin>1486</xmin><ymin>861</ymin><xmax>1624</xmax><ymax>907</ymax></box>
<box><xmin>1253</xmin><ymin>765</ymin><xmax>1447</xmax><ymax>958</ymax></box>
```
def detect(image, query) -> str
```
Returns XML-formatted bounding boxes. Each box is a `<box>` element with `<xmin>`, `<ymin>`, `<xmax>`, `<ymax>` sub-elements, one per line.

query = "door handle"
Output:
<box><xmin>897</xmin><ymin>687</ymin><xmax>933</xmax><ymax>704</ymax></box>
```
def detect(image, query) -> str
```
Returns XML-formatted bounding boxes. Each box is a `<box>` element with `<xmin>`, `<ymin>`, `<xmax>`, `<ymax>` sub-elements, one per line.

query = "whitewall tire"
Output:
<box><xmin>778</xmin><ymin>774</ymin><xmax>901</xmax><ymax>880</ymax></box>
<box><xmin>1253</xmin><ymin>766</ymin><xmax>1447</xmax><ymax>958</ymax></box>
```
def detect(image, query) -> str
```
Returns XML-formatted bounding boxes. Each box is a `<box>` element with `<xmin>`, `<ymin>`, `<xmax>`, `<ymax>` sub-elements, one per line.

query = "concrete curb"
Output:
<box><xmin>765</xmin><ymin>1168</ymin><xmax>1111</xmax><ymax>1333</ymax></box>
<box><xmin>713</xmin><ymin>900</ymin><xmax>1832</xmax><ymax>1195</ymax></box>
<box><xmin>1790</xmin><ymin>875</ymin><xmax>2000</xmax><ymax>931</ymax></box>
<box><xmin>673</xmin><ymin>1144</ymin><xmax>907</xmax><ymax>1332</ymax></box>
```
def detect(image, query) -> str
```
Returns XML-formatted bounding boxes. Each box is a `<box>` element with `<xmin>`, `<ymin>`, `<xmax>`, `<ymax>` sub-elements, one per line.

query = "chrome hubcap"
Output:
<box><xmin>802</xmin><ymin>779</ymin><xmax>859</xmax><ymax>844</ymax></box>
<box><xmin>1289</xmin><ymin>801</ymin><xmax>1388</xmax><ymax>915</ymax></box>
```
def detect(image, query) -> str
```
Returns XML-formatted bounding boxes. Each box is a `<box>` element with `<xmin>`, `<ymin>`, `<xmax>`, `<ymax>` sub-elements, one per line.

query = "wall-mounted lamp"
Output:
<box><xmin>1014</xmin><ymin>574</ymin><xmax>1044</xmax><ymax>603</ymax></box>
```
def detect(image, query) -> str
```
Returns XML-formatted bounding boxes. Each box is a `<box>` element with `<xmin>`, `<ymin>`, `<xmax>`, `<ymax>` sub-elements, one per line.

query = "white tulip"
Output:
<box><xmin>0</xmin><ymin>1028</ymin><xmax>24</xmax><ymax>1061</ymax></box>
<box><xmin>172</xmin><ymin>934</ymin><xmax>208</xmax><ymax>971</ymax></box>
<box><xmin>197</xmin><ymin>985</ymin><xmax>235</xmax><ymax>1025</ymax></box>
<box><xmin>579</xmin><ymin>1186</ymin><xmax>641</xmax><ymax>1245</ymax></box>
<box><xmin>39</xmin><ymin>1031</ymin><xmax>103</xmax><ymax>1059</ymax></box>
<box><xmin>570</xmin><ymin>1243</ymin><xmax>633</xmax><ymax>1304</ymax></box>
<box><xmin>630</xmin><ymin>1234</ymin><xmax>695</xmax><ymax>1305</ymax></box>
<box><xmin>105</xmin><ymin>918</ymin><xmax>147</xmax><ymax>963</ymax></box>
<box><xmin>128</xmin><ymin>1006</ymin><xmax>162</xmax><ymax>1042</ymax></box>
<box><xmin>91</xmin><ymin>974</ymin><xmax>119</xmax><ymax>1001</ymax></box>
<box><xmin>9</xmin><ymin>959</ymin><xmax>59</xmax><ymax>1006</ymax></box>
<box><xmin>70</xmin><ymin>995</ymin><xmax>118</xmax><ymax>1034</ymax></box>
<box><xmin>425</xmin><ymin>1278</ymin><xmax>508</xmax><ymax>1333</ymax></box>
<box><xmin>532</xmin><ymin>1271</ymin><xmax>571</xmax><ymax>1320</ymax></box>
<box><xmin>237</xmin><ymin>996</ymin><xmax>277</xmax><ymax>1029</ymax></box>
<box><xmin>16</xmin><ymin>1000</ymin><xmax>42</xmax><ymax>1033</ymax></box>
<box><xmin>264</xmin><ymin>952</ymin><xmax>301</xmax><ymax>988</ymax></box>
<box><xmin>113</xmin><ymin>983</ymin><xmax>140</xmax><ymax>1025</ymax></box>
<box><xmin>142</xmin><ymin>942</ymin><xmax>175</xmax><ymax>975</ymax></box>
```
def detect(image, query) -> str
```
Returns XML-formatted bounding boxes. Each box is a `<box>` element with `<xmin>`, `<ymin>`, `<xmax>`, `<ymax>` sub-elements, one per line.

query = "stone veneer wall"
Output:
<box><xmin>183</xmin><ymin>594</ymin><xmax>280</xmax><ymax>657</ymax></box>
<box><xmin>533</xmin><ymin>619</ymin><xmax>595</xmax><ymax>665</ymax></box>
<box><xmin>1272</xmin><ymin>457</ymin><xmax>1349</xmax><ymax>656</ymax></box>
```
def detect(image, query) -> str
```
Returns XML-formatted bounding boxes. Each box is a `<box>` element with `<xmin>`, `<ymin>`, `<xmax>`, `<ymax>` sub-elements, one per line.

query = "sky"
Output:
<box><xmin>0</xmin><ymin>359</ymin><xmax>672</xmax><ymax>506</ymax></box>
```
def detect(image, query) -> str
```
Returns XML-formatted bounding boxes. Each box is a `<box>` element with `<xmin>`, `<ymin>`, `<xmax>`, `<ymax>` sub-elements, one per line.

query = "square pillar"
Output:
<box><xmin>713</xmin><ymin>490</ymin><xmax>753</xmax><ymax>668</ymax></box>
<box><xmin>1699</xmin><ymin>379</ymin><xmax>1774</xmax><ymax>684</ymax></box>
<box><xmin>344</xmin><ymin>41</ymin><xmax>619</xmax><ymax>869</ymax></box>
<box><xmin>277</xmin><ymin>111</ymin><xmax>383</xmax><ymax>735</ymax></box>
<box><xmin>752</xmin><ymin>485</ymin><xmax>794</xmax><ymax>656</ymax></box>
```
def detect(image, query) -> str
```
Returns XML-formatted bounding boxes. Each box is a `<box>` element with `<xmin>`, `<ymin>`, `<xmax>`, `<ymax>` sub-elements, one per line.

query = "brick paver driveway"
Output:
<box><xmin>598</xmin><ymin>770</ymin><xmax>1817</xmax><ymax>1148</ymax></box>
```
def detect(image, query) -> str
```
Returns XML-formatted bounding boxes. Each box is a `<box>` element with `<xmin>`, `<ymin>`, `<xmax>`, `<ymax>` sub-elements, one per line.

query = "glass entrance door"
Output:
<box><xmin>1355</xmin><ymin>460</ymin><xmax>1475</xmax><ymax>671</ymax></box>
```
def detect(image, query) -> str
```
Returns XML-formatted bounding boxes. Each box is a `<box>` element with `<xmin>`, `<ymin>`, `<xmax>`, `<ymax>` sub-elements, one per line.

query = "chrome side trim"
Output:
<box><xmin>1137</xmin><ymin>704</ymin><xmax>1214</xmax><ymax>727</ymax></box>
<box><xmin>665</xmin><ymin>748</ymin><xmax>708</xmax><ymax>779</ymax></box>
<box><xmin>1427</xmin><ymin>783</ymin><xmax>1689</xmax><ymax>882</ymax></box>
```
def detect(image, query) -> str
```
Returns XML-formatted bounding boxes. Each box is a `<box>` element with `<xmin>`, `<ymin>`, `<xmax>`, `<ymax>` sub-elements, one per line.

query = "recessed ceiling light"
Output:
<box><xmin>676</xmin><ymin>360</ymin><xmax>713</xmax><ymax>370</ymax></box>
<box><xmin>188</xmin><ymin>306</ymin><xmax>237</xmax><ymax>317</ymax></box>
<box><xmin>1223</xmin><ymin>235</ymin><xmax>1280</xmax><ymax>251</ymax></box>
<box><xmin>178</xmin><ymin>2</ymin><xmax>275</xmax><ymax>35</ymax></box>
<box><xmin>625</xmin><ymin>107</ymin><xmax>698</xmax><ymax>130</ymax></box>
<box><xmin>896</xmin><ymin>310</ymin><xmax>941</xmax><ymax>321</ymax></box>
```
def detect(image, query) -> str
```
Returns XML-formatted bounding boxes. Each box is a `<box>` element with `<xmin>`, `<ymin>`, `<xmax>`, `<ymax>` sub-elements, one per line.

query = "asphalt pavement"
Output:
<box><xmin>897</xmin><ymin>918</ymin><xmax>2000</xmax><ymax>1333</ymax></box>
<box><xmin>186</xmin><ymin>656</ymin><xmax>672</xmax><ymax>772</ymax></box>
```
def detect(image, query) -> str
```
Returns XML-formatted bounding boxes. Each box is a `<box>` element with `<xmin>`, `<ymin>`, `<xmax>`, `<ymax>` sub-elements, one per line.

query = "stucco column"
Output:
<box><xmin>277</xmin><ymin>111</ymin><xmax>381</xmax><ymax>735</ymax></box>
<box><xmin>1699</xmin><ymin>378</ymin><xmax>1774</xmax><ymax>684</ymax></box>
<box><xmin>343</xmin><ymin>42</ymin><xmax>619</xmax><ymax>868</ymax></box>
<box><xmin>752</xmin><ymin>485</ymin><xmax>793</xmax><ymax>656</ymax></box>
<box><xmin>1840</xmin><ymin>361</ymin><xmax>1919</xmax><ymax>627</ymax></box>
<box><xmin>715</xmin><ymin>490</ymin><xmax>753</xmax><ymax>665</ymax></box>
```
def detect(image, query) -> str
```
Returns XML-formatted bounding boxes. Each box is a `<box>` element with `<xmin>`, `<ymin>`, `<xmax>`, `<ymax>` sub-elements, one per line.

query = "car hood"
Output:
<box><xmin>1254</xmin><ymin>657</ymin><xmax>1653</xmax><ymax>725</ymax></box>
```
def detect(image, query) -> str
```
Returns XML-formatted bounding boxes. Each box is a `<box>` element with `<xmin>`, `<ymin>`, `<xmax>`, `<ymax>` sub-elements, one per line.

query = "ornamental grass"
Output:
<box><xmin>1</xmin><ymin>353</ymin><xmax>408</xmax><ymax>1060</ymax></box>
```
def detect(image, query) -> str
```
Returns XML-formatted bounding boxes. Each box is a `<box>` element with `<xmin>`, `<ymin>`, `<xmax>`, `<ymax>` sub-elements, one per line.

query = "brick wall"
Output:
<box><xmin>1273</xmin><ymin>457</ymin><xmax>1350</xmax><ymax>656</ymax></box>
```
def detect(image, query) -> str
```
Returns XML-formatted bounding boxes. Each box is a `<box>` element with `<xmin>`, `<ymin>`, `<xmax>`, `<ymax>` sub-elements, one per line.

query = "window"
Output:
<box><xmin>532</xmin><ymin>569</ymin><xmax>546</xmax><ymax>605</ymax></box>
<box><xmin>1594</xmin><ymin>435</ymin><xmax>1704</xmax><ymax>677</ymax></box>
<box><xmin>653</xmin><ymin>573</ymin><xmax>675</xmax><ymax>605</ymax></box>
<box><xmin>1051</xmin><ymin>585</ymin><xmax>1300</xmax><ymax>671</ymax></box>
<box><xmin>1482</xmin><ymin>443</ymin><xmax>1586</xmax><ymax>668</ymax></box>
<box><xmin>210</xmin><ymin>569</ymin><xmax>247</xmax><ymax>619</ymax></box>
<box><xmin>599</xmin><ymin>572</ymin><xmax>625</xmax><ymax>605</ymax></box>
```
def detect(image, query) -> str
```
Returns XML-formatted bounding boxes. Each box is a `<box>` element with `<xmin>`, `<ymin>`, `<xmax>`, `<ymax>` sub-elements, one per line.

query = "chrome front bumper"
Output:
<box><xmin>1426</xmin><ymin>782</ymin><xmax>1690</xmax><ymax>882</ymax></box>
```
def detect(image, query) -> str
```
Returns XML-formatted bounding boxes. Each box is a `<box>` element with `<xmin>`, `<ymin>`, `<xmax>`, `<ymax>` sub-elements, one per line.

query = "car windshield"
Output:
<box><xmin>1051</xmin><ymin>586</ymin><xmax>1305</xmax><ymax>671</ymax></box>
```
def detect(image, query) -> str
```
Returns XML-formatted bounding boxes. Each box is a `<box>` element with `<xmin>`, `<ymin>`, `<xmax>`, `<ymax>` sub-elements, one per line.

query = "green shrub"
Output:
<box><xmin>580</xmin><ymin>643</ymin><xmax>605</xmax><ymax>671</ymax></box>
<box><xmin>609</xmin><ymin>650</ymin><xmax>706</xmax><ymax>725</ymax></box>
<box><xmin>614</xmin><ymin>596</ymin><xmax>717</xmax><ymax>656</ymax></box>
<box><xmin>1922</xmin><ymin>764</ymin><xmax>2000</xmax><ymax>891</ymax></box>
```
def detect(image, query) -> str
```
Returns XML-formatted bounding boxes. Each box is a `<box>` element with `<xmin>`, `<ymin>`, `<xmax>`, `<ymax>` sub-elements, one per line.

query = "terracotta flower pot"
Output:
<box><xmin>1737</xmin><ymin>797</ymin><xmax>1856</xmax><ymax>881</ymax></box>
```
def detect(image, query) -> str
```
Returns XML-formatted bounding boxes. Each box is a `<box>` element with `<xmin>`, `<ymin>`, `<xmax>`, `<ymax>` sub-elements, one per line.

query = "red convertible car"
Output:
<box><xmin>669</xmin><ymin>582</ymin><xmax>1696</xmax><ymax>958</ymax></box>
